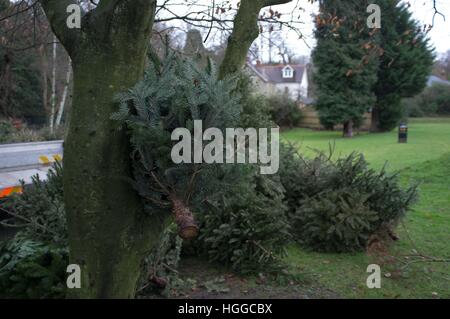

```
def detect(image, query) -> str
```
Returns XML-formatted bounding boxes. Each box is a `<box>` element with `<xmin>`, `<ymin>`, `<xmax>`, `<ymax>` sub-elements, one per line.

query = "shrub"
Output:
<box><xmin>195</xmin><ymin>166</ymin><xmax>291</xmax><ymax>274</ymax></box>
<box><xmin>278</xmin><ymin>145</ymin><xmax>418</xmax><ymax>252</ymax></box>
<box><xmin>403</xmin><ymin>97</ymin><xmax>426</xmax><ymax>118</ymax></box>
<box><xmin>6</xmin><ymin>128</ymin><xmax>45</xmax><ymax>143</ymax></box>
<box><xmin>345</xmin><ymin>162</ymin><xmax>417</xmax><ymax>226</ymax></box>
<box><xmin>0</xmin><ymin>120</ymin><xmax>16</xmax><ymax>142</ymax></box>
<box><xmin>2</xmin><ymin>162</ymin><xmax>66</xmax><ymax>244</ymax></box>
<box><xmin>403</xmin><ymin>83</ymin><xmax>450</xmax><ymax>117</ymax></box>
<box><xmin>240</xmin><ymin>94</ymin><xmax>274</xmax><ymax>129</ymax></box>
<box><xmin>293</xmin><ymin>189</ymin><xmax>379</xmax><ymax>252</ymax></box>
<box><xmin>0</xmin><ymin>163</ymin><xmax>66</xmax><ymax>298</ymax></box>
<box><xmin>234</xmin><ymin>72</ymin><xmax>301</xmax><ymax>129</ymax></box>
<box><xmin>0</xmin><ymin>234</ymin><xmax>68</xmax><ymax>299</ymax></box>
<box><xmin>278</xmin><ymin>143</ymin><xmax>335</xmax><ymax>212</ymax></box>
<box><xmin>235</xmin><ymin>73</ymin><xmax>274</xmax><ymax>129</ymax></box>
<box><xmin>266</xmin><ymin>92</ymin><xmax>303</xmax><ymax>128</ymax></box>
<box><xmin>0</xmin><ymin>121</ymin><xmax>65</xmax><ymax>144</ymax></box>
<box><xmin>38</xmin><ymin>126</ymin><xmax>66</xmax><ymax>141</ymax></box>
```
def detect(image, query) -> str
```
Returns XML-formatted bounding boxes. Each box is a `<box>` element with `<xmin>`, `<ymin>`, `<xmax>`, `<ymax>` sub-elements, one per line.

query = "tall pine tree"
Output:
<box><xmin>313</xmin><ymin>0</ymin><xmax>379</xmax><ymax>137</ymax></box>
<box><xmin>371</xmin><ymin>0</ymin><xmax>434</xmax><ymax>132</ymax></box>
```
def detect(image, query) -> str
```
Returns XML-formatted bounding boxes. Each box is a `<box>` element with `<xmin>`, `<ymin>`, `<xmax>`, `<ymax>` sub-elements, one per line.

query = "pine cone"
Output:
<box><xmin>149</xmin><ymin>275</ymin><xmax>168</xmax><ymax>289</ymax></box>
<box><xmin>170</xmin><ymin>195</ymin><xmax>199</xmax><ymax>240</ymax></box>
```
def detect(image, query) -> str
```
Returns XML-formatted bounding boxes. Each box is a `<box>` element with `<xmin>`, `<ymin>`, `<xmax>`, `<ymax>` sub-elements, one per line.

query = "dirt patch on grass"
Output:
<box><xmin>143</xmin><ymin>257</ymin><xmax>340</xmax><ymax>299</ymax></box>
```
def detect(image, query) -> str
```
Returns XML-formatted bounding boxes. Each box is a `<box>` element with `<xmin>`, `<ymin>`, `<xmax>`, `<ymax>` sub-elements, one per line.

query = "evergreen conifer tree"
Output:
<box><xmin>312</xmin><ymin>0</ymin><xmax>379</xmax><ymax>137</ymax></box>
<box><xmin>371</xmin><ymin>0</ymin><xmax>434</xmax><ymax>132</ymax></box>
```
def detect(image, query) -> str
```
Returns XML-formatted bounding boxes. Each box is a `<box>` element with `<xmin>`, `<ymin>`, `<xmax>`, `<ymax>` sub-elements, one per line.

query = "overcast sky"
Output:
<box><xmin>161</xmin><ymin>0</ymin><xmax>450</xmax><ymax>62</ymax></box>
<box><xmin>407</xmin><ymin>0</ymin><xmax>450</xmax><ymax>54</ymax></box>
<box><xmin>267</xmin><ymin>0</ymin><xmax>450</xmax><ymax>56</ymax></box>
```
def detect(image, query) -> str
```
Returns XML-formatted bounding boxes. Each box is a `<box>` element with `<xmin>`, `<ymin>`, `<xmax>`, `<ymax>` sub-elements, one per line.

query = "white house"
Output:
<box><xmin>246</xmin><ymin>62</ymin><xmax>309</xmax><ymax>101</ymax></box>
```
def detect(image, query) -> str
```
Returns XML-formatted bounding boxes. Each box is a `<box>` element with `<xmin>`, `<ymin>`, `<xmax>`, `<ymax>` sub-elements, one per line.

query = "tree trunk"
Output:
<box><xmin>218</xmin><ymin>0</ymin><xmax>292</xmax><ymax>79</ymax></box>
<box><xmin>55</xmin><ymin>59</ymin><xmax>71</xmax><ymax>127</ymax></box>
<box><xmin>343</xmin><ymin>120</ymin><xmax>353</xmax><ymax>138</ymax></box>
<box><xmin>65</xmin><ymin>48</ymin><xmax>166</xmax><ymax>298</ymax></box>
<box><xmin>370</xmin><ymin>106</ymin><xmax>380</xmax><ymax>132</ymax></box>
<box><xmin>38</xmin><ymin>44</ymin><xmax>49</xmax><ymax>121</ymax></box>
<box><xmin>0</xmin><ymin>51</ymin><xmax>12</xmax><ymax>117</ymax></box>
<box><xmin>37</xmin><ymin>0</ymin><xmax>162</xmax><ymax>299</ymax></box>
<box><xmin>50</xmin><ymin>36</ymin><xmax>57</xmax><ymax>133</ymax></box>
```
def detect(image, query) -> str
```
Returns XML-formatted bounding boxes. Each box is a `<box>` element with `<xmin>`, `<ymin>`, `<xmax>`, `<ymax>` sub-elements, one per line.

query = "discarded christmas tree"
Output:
<box><xmin>112</xmin><ymin>55</ymin><xmax>242</xmax><ymax>239</ymax></box>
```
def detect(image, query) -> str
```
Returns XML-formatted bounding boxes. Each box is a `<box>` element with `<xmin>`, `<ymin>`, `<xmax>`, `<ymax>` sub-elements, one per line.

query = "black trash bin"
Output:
<box><xmin>398</xmin><ymin>123</ymin><xmax>408</xmax><ymax>143</ymax></box>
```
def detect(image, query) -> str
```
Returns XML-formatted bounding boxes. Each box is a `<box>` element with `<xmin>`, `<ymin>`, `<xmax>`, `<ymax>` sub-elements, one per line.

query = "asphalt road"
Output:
<box><xmin>0</xmin><ymin>140</ymin><xmax>63</xmax><ymax>190</ymax></box>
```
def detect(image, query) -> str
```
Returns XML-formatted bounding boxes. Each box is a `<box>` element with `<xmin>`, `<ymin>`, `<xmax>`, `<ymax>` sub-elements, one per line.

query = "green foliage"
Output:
<box><xmin>294</xmin><ymin>189</ymin><xmax>379</xmax><ymax>252</ymax></box>
<box><xmin>373</xmin><ymin>0</ymin><xmax>434</xmax><ymax>131</ymax></box>
<box><xmin>403</xmin><ymin>98</ymin><xmax>428</xmax><ymax>118</ymax></box>
<box><xmin>235</xmin><ymin>73</ymin><xmax>274</xmax><ymax>129</ymax></box>
<box><xmin>195</xmin><ymin>166</ymin><xmax>291</xmax><ymax>274</ymax></box>
<box><xmin>0</xmin><ymin>40</ymin><xmax>44</xmax><ymax>119</ymax></box>
<box><xmin>278</xmin><ymin>144</ymin><xmax>333</xmax><ymax>213</ymax></box>
<box><xmin>112</xmin><ymin>54</ymin><xmax>241</xmax><ymax>216</ymax></box>
<box><xmin>4</xmin><ymin>128</ymin><xmax>44</xmax><ymax>143</ymax></box>
<box><xmin>239</xmin><ymin>93</ymin><xmax>274</xmax><ymax>129</ymax></box>
<box><xmin>0</xmin><ymin>120</ymin><xmax>16</xmax><ymax>142</ymax></box>
<box><xmin>312</xmin><ymin>0</ymin><xmax>378</xmax><ymax>130</ymax></box>
<box><xmin>113</xmin><ymin>56</ymin><xmax>292</xmax><ymax>273</ymax></box>
<box><xmin>403</xmin><ymin>84</ymin><xmax>450</xmax><ymax>117</ymax></box>
<box><xmin>0</xmin><ymin>234</ymin><xmax>68</xmax><ymax>299</ymax></box>
<box><xmin>313</xmin><ymin>0</ymin><xmax>434</xmax><ymax>132</ymax></box>
<box><xmin>278</xmin><ymin>144</ymin><xmax>418</xmax><ymax>252</ymax></box>
<box><xmin>1</xmin><ymin>162</ymin><xmax>66</xmax><ymax>244</ymax></box>
<box><xmin>0</xmin><ymin>123</ymin><xmax>65</xmax><ymax>144</ymax></box>
<box><xmin>266</xmin><ymin>92</ymin><xmax>303</xmax><ymax>128</ymax></box>
<box><xmin>236</xmin><ymin>73</ymin><xmax>301</xmax><ymax>129</ymax></box>
<box><xmin>0</xmin><ymin>162</ymin><xmax>67</xmax><ymax>298</ymax></box>
<box><xmin>137</xmin><ymin>223</ymin><xmax>185</xmax><ymax>297</ymax></box>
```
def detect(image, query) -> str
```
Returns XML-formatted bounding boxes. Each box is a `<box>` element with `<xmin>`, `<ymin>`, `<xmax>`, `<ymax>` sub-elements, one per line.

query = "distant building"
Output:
<box><xmin>246</xmin><ymin>62</ymin><xmax>309</xmax><ymax>101</ymax></box>
<box><xmin>427</xmin><ymin>75</ymin><xmax>450</xmax><ymax>87</ymax></box>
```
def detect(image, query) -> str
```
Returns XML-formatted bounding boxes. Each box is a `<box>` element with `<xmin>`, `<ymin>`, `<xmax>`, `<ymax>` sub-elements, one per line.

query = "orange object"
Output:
<box><xmin>0</xmin><ymin>186</ymin><xmax>23</xmax><ymax>198</ymax></box>
<box><xmin>11</xmin><ymin>119</ymin><xmax>23</xmax><ymax>130</ymax></box>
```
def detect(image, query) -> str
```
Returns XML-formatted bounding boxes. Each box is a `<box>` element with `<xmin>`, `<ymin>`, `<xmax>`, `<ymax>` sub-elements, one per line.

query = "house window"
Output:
<box><xmin>282</xmin><ymin>66</ymin><xmax>294</xmax><ymax>79</ymax></box>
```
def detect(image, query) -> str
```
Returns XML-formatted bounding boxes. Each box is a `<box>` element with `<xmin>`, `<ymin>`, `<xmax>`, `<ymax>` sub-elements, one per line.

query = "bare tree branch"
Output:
<box><xmin>432</xmin><ymin>0</ymin><xmax>446</xmax><ymax>27</ymax></box>
<box><xmin>0</xmin><ymin>0</ymin><xmax>38</xmax><ymax>22</ymax></box>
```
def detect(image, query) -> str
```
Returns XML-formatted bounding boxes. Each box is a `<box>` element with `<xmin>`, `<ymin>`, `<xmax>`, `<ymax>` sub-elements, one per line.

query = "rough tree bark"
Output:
<box><xmin>49</xmin><ymin>35</ymin><xmax>57</xmax><ymax>133</ymax></box>
<box><xmin>39</xmin><ymin>0</ymin><xmax>165</xmax><ymax>298</ymax></box>
<box><xmin>370</xmin><ymin>106</ymin><xmax>381</xmax><ymax>132</ymax></box>
<box><xmin>0</xmin><ymin>51</ymin><xmax>12</xmax><ymax>116</ymax></box>
<box><xmin>38</xmin><ymin>43</ymin><xmax>49</xmax><ymax>121</ymax></box>
<box><xmin>343</xmin><ymin>120</ymin><xmax>354</xmax><ymax>138</ymax></box>
<box><xmin>218</xmin><ymin>0</ymin><xmax>292</xmax><ymax>79</ymax></box>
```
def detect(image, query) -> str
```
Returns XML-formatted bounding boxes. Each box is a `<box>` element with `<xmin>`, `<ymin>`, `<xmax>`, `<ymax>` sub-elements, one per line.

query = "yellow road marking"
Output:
<box><xmin>39</xmin><ymin>156</ymin><xmax>51</xmax><ymax>165</ymax></box>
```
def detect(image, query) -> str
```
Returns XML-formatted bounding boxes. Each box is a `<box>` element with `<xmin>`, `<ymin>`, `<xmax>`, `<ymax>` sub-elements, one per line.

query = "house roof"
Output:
<box><xmin>247</xmin><ymin>63</ymin><xmax>306</xmax><ymax>84</ymax></box>
<box><xmin>427</xmin><ymin>75</ymin><xmax>450</xmax><ymax>87</ymax></box>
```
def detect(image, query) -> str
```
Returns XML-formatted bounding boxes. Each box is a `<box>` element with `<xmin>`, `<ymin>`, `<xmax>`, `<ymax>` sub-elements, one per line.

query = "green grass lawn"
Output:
<box><xmin>282</xmin><ymin>118</ymin><xmax>450</xmax><ymax>171</ymax></box>
<box><xmin>281</xmin><ymin>118</ymin><xmax>450</xmax><ymax>298</ymax></box>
